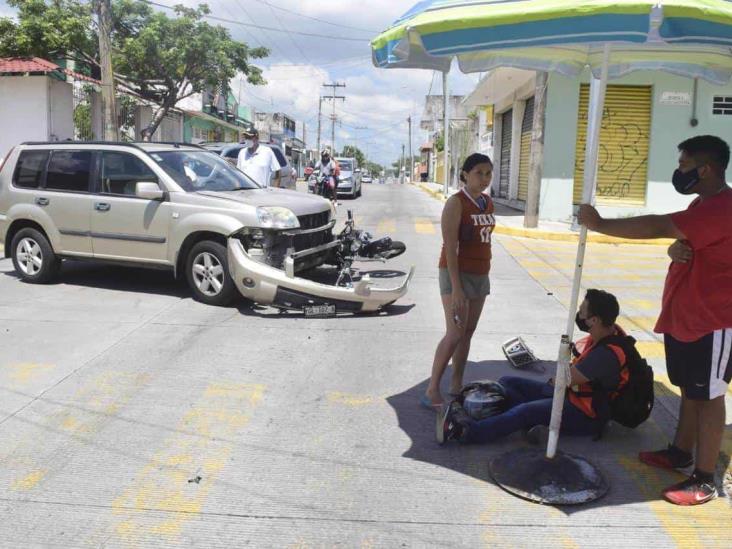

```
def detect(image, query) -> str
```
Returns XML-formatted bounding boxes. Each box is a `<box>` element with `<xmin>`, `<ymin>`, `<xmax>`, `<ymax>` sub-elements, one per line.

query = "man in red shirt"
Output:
<box><xmin>579</xmin><ymin>135</ymin><xmax>731</xmax><ymax>506</ymax></box>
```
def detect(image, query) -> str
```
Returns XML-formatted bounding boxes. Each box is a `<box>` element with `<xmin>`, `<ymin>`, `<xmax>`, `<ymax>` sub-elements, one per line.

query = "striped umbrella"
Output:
<box><xmin>372</xmin><ymin>1</ymin><xmax>732</xmax><ymax>504</ymax></box>
<box><xmin>373</xmin><ymin>1</ymin><xmax>732</xmax><ymax>83</ymax></box>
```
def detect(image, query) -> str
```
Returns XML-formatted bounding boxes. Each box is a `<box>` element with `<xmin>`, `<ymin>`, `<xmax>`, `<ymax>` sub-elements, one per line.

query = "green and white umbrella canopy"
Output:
<box><xmin>372</xmin><ymin>0</ymin><xmax>732</xmax><ymax>84</ymax></box>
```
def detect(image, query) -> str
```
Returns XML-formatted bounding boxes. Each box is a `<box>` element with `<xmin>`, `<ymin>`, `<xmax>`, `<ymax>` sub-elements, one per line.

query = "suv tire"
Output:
<box><xmin>11</xmin><ymin>228</ymin><xmax>60</xmax><ymax>284</ymax></box>
<box><xmin>186</xmin><ymin>240</ymin><xmax>237</xmax><ymax>306</ymax></box>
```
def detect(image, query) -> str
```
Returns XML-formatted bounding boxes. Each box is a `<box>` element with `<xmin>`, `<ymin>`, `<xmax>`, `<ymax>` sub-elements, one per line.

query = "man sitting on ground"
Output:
<box><xmin>438</xmin><ymin>289</ymin><xmax>632</xmax><ymax>446</ymax></box>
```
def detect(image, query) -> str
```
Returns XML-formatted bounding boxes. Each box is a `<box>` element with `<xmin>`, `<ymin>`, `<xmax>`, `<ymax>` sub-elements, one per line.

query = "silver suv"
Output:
<box><xmin>0</xmin><ymin>142</ymin><xmax>336</xmax><ymax>307</ymax></box>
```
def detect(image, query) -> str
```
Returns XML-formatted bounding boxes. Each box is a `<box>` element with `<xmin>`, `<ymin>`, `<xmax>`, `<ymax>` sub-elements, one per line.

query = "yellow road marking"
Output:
<box><xmin>6</xmin><ymin>363</ymin><xmax>55</xmax><ymax>384</ymax></box>
<box><xmin>327</xmin><ymin>392</ymin><xmax>376</xmax><ymax>407</ymax></box>
<box><xmin>376</xmin><ymin>219</ymin><xmax>396</xmax><ymax>234</ymax></box>
<box><xmin>414</xmin><ymin>217</ymin><xmax>436</xmax><ymax>234</ymax></box>
<box><xmin>11</xmin><ymin>470</ymin><xmax>47</xmax><ymax>491</ymax></box>
<box><xmin>619</xmin><ymin>454</ymin><xmax>730</xmax><ymax>548</ymax></box>
<box><xmin>111</xmin><ymin>382</ymin><xmax>265</xmax><ymax>541</ymax></box>
<box><xmin>3</xmin><ymin>371</ymin><xmax>152</xmax><ymax>494</ymax></box>
<box><xmin>625</xmin><ymin>299</ymin><xmax>659</xmax><ymax>311</ymax></box>
<box><xmin>635</xmin><ymin>341</ymin><xmax>665</xmax><ymax>358</ymax></box>
<box><xmin>621</xmin><ymin>315</ymin><xmax>658</xmax><ymax>332</ymax></box>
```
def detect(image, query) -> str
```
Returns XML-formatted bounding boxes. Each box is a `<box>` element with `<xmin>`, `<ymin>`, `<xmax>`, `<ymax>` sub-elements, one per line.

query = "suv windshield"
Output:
<box><xmin>150</xmin><ymin>150</ymin><xmax>259</xmax><ymax>192</ymax></box>
<box><xmin>338</xmin><ymin>160</ymin><xmax>354</xmax><ymax>171</ymax></box>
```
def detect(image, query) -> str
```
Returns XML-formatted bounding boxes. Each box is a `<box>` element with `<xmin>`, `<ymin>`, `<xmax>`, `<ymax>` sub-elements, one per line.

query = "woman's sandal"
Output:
<box><xmin>419</xmin><ymin>394</ymin><xmax>443</xmax><ymax>411</ymax></box>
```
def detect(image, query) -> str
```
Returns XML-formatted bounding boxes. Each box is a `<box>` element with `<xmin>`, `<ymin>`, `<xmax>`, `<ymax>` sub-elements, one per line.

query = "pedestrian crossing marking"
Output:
<box><xmin>414</xmin><ymin>218</ymin><xmax>436</xmax><ymax>234</ymax></box>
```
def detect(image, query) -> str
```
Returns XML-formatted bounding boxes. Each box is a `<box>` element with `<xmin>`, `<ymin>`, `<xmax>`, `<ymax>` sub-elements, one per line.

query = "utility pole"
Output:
<box><xmin>401</xmin><ymin>144</ymin><xmax>405</xmax><ymax>184</ymax></box>
<box><xmin>525</xmin><ymin>71</ymin><xmax>548</xmax><ymax>228</ymax></box>
<box><xmin>96</xmin><ymin>0</ymin><xmax>118</xmax><ymax>141</ymax></box>
<box><xmin>323</xmin><ymin>82</ymin><xmax>345</xmax><ymax>153</ymax></box>
<box><xmin>407</xmin><ymin>115</ymin><xmax>413</xmax><ymax>183</ymax></box>
<box><xmin>316</xmin><ymin>96</ymin><xmax>322</xmax><ymax>155</ymax></box>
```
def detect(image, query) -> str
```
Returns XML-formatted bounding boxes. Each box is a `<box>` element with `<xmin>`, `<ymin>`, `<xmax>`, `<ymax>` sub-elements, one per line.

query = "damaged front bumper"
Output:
<box><xmin>227</xmin><ymin>237</ymin><xmax>414</xmax><ymax>313</ymax></box>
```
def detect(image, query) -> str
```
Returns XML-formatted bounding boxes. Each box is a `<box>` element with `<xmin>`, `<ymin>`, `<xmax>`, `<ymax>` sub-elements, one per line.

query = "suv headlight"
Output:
<box><xmin>256</xmin><ymin>206</ymin><xmax>300</xmax><ymax>229</ymax></box>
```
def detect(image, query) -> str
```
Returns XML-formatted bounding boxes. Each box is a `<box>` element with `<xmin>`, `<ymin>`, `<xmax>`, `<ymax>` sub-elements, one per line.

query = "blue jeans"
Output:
<box><xmin>463</xmin><ymin>376</ymin><xmax>599</xmax><ymax>444</ymax></box>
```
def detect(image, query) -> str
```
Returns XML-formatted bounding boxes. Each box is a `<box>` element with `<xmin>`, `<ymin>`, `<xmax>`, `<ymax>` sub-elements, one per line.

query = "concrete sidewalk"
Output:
<box><xmin>416</xmin><ymin>181</ymin><xmax>673</xmax><ymax>246</ymax></box>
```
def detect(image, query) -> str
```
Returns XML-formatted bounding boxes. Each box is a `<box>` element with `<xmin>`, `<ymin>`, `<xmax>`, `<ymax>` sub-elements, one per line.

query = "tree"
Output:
<box><xmin>339</xmin><ymin>145</ymin><xmax>365</xmax><ymax>167</ymax></box>
<box><xmin>112</xmin><ymin>1</ymin><xmax>268</xmax><ymax>140</ymax></box>
<box><xmin>0</xmin><ymin>0</ymin><xmax>97</xmax><ymax>67</ymax></box>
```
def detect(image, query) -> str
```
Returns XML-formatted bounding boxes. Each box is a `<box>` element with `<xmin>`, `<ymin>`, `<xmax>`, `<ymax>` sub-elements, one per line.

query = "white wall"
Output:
<box><xmin>0</xmin><ymin>76</ymin><xmax>49</xmax><ymax>158</ymax></box>
<box><xmin>48</xmin><ymin>78</ymin><xmax>74</xmax><ymax>142</ymax></box>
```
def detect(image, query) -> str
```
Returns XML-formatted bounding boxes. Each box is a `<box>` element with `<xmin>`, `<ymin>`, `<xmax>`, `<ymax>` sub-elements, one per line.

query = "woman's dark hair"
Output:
<box><xmin>584</xmin><ymin>289</ymin><xmax>620</xmax><ymax>327</ymax></box>
<box><xmin>460</xmin><ymin>153</ymin><xmax>493</xmax><ymax>182</ymax></box>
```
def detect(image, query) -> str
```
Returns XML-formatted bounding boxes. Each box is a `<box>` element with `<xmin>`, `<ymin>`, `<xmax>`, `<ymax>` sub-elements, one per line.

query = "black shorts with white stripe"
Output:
<box><xmin>664</xmin><ymin>329</ymin><xmax>732</xmax><ymax>400</ymax></box>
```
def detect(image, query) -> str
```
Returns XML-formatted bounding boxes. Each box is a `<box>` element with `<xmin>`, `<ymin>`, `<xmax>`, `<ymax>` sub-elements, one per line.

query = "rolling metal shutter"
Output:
<box><xmin>499</xmin><ymin>109</ymin><xmax>512</xmax><ymax>198</ymax></box>
<box><xmin>573</xmin><ymin>84</ymin><xmax>652</xmax><ymax>205</ymax></box>
<box><xmin>517</xmin><ymin>97</ymin><xmax>535</xmax><ymax>202</ymax></box>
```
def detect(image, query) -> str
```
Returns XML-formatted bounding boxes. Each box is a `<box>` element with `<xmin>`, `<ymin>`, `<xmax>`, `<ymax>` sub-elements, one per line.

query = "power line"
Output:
<box><xmin>253</xmin><ymin>0</ymin><xmax>379</xmax><ymax>34</ymax></box>
<box><xmin>140</xmin><ymin>0</ymin><xmax>370</xmax><ymax>42</ymax></box>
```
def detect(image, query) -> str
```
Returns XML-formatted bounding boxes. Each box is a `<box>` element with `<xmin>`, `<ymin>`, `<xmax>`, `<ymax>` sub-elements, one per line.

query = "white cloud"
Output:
<box><xmin>0</xmin><ymin>0</ymin><xmax>483</xmax><ymax>165</ymax></box>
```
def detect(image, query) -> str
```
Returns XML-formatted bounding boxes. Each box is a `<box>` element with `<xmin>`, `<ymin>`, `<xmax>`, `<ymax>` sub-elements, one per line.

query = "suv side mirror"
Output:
<box><xmin>136</xmin><ymin>182</ymin><xmax>165</xmax><ymax>200</ymax></box>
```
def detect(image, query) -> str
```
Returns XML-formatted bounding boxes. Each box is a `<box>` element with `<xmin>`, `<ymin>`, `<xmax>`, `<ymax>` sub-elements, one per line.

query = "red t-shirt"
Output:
<box><xmin>655</xmin><ymin>187</ymin><xmax>732</xmax><ymax>342</ymax></box>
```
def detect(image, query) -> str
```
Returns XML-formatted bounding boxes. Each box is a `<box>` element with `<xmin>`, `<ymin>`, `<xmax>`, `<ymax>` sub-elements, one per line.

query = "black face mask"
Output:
<box><xmin>672</xmin><ymin>168</ymin><xmax>701</xmax><ymax>195</ymax></box>
<box><xmin>575</xmin><ymin>311</ymin><xmax>591</xmax><ymax>333</ymax></box>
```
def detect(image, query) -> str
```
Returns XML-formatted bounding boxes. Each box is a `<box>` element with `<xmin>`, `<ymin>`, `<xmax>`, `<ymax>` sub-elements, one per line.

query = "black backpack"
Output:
<box><xmin>598</xmin><ymin>335</ymin><xmax>655</xmax><ymax>429</ymax></box>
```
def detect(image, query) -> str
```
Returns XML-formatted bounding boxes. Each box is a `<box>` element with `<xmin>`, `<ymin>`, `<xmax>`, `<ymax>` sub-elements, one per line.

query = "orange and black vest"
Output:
<box><xmin>438</xmin><ymin>189</ymin><xmax>495</xmax><ymax>275</ymax></box>
<box><xmin>567</xmin><ymin>327</ymin><xmax>631</xmax><ymax>419</ymax></box>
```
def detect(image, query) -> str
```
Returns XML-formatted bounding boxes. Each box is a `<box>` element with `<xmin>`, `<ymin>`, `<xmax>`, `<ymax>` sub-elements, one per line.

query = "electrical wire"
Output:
<box><xmin>140</xmin><ymin>0</ymin><xmax>370</xmax><ymax>42</ymax></box>
<box><xmin>253</xmin><ymin>0</ymin><xmax>379</xmax><ymax>34</ymax></box>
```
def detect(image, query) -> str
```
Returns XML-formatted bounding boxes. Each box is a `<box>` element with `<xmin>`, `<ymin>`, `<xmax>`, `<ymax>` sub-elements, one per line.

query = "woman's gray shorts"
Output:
<box><xmin>439</xmin><ymin>268</ymin><xmax>491</xmax><ymax>299</ymax></box>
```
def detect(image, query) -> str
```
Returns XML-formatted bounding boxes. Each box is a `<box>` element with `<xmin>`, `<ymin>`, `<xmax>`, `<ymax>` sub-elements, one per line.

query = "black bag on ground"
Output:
<box><xmin>602</xmin><ymin>335</ymin><xmax>655</xmax><ymax>428</ymax></box>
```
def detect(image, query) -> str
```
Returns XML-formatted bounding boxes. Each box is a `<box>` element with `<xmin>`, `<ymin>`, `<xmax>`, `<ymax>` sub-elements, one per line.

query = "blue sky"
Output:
<box><xmin>0</xmin><ymin>0</ymin><xmax>480</xmax><ymax>165</ymax></box>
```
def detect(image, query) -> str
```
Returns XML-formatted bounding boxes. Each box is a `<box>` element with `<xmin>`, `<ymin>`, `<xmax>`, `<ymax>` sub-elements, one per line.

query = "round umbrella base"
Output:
<box><xmin>489</xmin><ymin>447</ymin><xmax>608</xmax><ymax>505</ymax></box>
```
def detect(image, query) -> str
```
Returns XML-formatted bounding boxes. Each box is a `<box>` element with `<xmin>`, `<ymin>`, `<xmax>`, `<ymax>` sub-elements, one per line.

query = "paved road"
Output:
<box><xmin>0</xmin><ymin>182</ymin><xmax>729</xmax><ymax>548</ymax></box>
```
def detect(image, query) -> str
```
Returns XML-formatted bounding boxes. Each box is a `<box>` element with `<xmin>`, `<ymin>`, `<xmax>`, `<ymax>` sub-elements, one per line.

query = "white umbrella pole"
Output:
<box><xmin>443</xmin><ymin>70</ymin><xmax>450</xmax><ymax>196</ymax></box>
<box><xmin>546</xmin><ymin>44</ymin><xmax>611</xmax><ymax>459</ymax></box>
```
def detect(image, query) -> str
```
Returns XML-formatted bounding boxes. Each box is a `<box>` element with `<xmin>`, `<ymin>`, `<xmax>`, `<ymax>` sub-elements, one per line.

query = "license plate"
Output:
<box><xmin>304</xmin><ymin>304</ymin><xmax>336</xmax><ymax>318</ymax></box>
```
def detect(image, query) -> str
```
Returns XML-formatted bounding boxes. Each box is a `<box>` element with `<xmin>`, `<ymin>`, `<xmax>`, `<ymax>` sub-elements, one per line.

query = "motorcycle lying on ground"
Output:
<box><xmin>330</xmin><ymin>210</ymin><xmax>406</xmax><ymax>287</ymax></box>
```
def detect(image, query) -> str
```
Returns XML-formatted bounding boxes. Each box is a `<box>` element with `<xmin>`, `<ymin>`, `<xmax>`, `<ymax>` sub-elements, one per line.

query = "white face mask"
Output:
<box><xmin>243</xmin><ymin>140</ymin><xmax>254</xmax><ymax>149</ymax></box>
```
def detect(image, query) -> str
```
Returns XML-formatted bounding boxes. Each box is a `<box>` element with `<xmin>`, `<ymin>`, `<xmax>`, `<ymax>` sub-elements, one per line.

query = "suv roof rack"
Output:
<box><xmin>20</xmin><ymin>141</ymin><xmax>144</xmax><ymax>149</ymax></box>
<box><xmin>19</xmin><ymin>141</ymin><xmax>207</xmax><ymax>150</ymax></box>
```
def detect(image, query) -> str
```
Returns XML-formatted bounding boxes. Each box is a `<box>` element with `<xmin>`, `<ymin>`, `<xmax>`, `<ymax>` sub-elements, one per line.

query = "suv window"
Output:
<box><xmin>99</xmin><ymin>151</ymin><xmax>158</xmax><ymax>196</ymax></box>
<box><xmin>45</xmin><ymin>151</ymin><xmax>92</xmax><ymax>193</ymax></box>
<box><xmin>13</xmin><ymin>150</ymin><xmax>49</xmax><ymax>189</ymax></box>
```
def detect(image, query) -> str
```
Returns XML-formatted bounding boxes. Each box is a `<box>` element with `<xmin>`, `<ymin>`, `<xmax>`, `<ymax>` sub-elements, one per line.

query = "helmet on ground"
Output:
<box><xmin>459</xmin><ymin>380</ymin><xmax>508</xmax><ymax>420</ymax></box>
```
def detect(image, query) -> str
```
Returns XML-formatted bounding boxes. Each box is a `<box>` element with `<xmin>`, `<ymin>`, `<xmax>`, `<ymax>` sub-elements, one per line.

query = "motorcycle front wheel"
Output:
<box><xmin>380</xmin><ymin>240</ymin><xmax>406</xmax><ymax>260</ymax></box>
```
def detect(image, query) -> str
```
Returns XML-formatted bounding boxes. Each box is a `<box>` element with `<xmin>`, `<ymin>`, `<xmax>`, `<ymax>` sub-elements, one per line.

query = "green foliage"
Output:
<box><xmin>435</xmin><ymin>132</ymin><xmax>444</xmax><ymax>152</ymax></box>
<box><xmin>0</xmin><ymin>0</ymin><xmax>96</xmax><ymax>63</ymax></box>
<box><xmin>339</xmin><ymin>145</ymin><xmax>365</xmax><ymax>167</ymax></box>
<box><xmin>365</xmin><ymin>161</ymin><xmax>383</xmax><ymax>176</ymax></box>
<box><xmin>112</xmin><ymin>2</ymin><xmax>269</xmax><ymax>138</ymax></box>
<box><xmin>73</xmin><ymin>101</ymin><xmax>91</xmax><ymax>139</ymax></box>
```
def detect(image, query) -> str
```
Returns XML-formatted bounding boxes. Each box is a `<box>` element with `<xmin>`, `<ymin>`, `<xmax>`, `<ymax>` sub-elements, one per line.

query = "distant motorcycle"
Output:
<box><xmin>331</xmin><ymin>210</ymin><xmax>406</xmax><ymax>287</ymax></box>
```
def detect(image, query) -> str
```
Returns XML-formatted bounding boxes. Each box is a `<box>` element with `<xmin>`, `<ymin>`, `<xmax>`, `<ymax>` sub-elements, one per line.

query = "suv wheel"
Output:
<box><xmin>186</xmin><ymin>240</ymin><xmax>236</xmax><ymax>306</ymax></box>
<box><xmin>11</xmin><ymin>228</ymin><xmax>60</xmax><ymax>284</ymax></box>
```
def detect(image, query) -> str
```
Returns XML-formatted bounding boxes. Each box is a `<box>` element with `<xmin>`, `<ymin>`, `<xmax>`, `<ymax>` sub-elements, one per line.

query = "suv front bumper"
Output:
<box><xmin>227</xmin><ymin>237</ymin><xmax>414</xmax><ymax>313</ymax></box>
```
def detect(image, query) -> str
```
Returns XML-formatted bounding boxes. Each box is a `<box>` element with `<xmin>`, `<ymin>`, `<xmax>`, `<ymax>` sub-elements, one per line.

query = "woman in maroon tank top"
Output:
<box><xmin>422</xmin><ymin>154</ymin><xmax>496</xmax><ymax>409</ymax></box>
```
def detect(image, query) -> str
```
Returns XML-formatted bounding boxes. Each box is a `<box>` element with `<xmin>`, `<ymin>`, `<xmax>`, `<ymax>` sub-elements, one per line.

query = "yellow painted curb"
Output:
<box><xmin>417</xmin><ymin>184</ymin><xmax>673</xmax><ymax>247</ymax></box>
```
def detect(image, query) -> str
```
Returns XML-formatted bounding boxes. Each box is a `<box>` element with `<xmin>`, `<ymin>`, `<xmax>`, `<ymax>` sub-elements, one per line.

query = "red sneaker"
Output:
<box><xmin>639</xmin><ymin>445</ymin><xmax>693</xmax><ymax>470</ymax></box>
<box><xmin>662</xmin><ymin>476</ymin><xmax>717</xmax><ymax>506</ymax></box>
